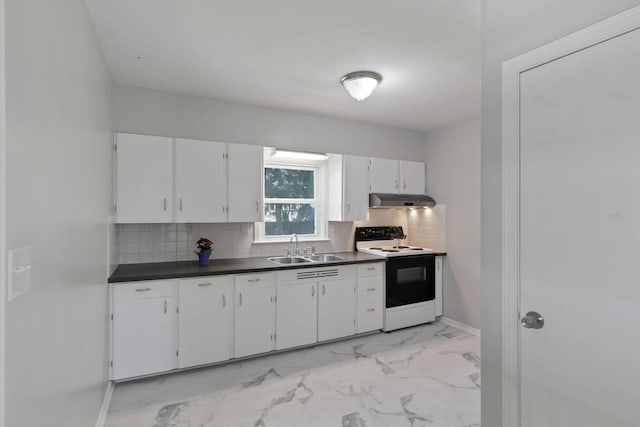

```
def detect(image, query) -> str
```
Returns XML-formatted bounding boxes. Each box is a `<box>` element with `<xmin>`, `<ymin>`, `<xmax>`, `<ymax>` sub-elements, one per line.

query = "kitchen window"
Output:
<box><xmin>255</xmin><ymin>149</ymin><xmax>328</xmax><ymax>242</ymax></box>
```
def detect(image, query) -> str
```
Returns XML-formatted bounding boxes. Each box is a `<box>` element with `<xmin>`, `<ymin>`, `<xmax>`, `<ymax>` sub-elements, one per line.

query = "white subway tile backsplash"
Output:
<box><xmin>116</xmin><ymin>206</ymin><xmax>443</xmax><ymax>265</ymax></box>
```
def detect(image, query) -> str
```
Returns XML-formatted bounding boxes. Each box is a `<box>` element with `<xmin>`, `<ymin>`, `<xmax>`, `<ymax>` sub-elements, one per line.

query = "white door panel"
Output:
<box><xmin>368</xmin><ymin>157</ymin><xmax>399</xmax><ymax>194</ymax></box>
<box><xmin>228</xmin><ymin>143</ymin><xmax>262</xmax><ymax>223</ymax></box>
<box><xmin>318</xmin><ymin>279</ymin><xmax>356</xmax><ymax>341</ymax></box>
<box><xmin>276</xmin><ymin>282</ymin><xmax>317</xmax><ymax>349</ymax></box>
<box><xmin>399</xmin><ymin>160</ymin><xmax>425</xmax><ymax>194</ymax></box>
<box><xmin>519</xmin><ymin>26</ymin><xmax>640</xmax><ymax>427</ymax></box>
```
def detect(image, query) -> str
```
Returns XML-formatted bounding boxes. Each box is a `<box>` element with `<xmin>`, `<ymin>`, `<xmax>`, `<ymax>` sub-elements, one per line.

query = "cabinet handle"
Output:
<box><xmin>239</xmin><ymin>292</ymin><xmax>243</xmax><ymax>306</ymax></box>
<box><xmin>322</xmin><ymin>284</ymin><xmax>326</xmax><ymax>295</ymax></box>
<box><xmin>198</xmin><ymin>282</ymin><xmax>212</xmax><ymax>287</ymax></box>
<box><xmin>366</xmin><ymin>267</ymin><xmax>375</xmax><ymax>271</ymax></box>
<box><xmin>179</xmin><ymin>198</ymin><xmax>183</xmax><ymax>211</ymax></box>
<box><xmin>163</xmin><ymin>198</ymin><xmax>167</xmax><ymax>211</ymax></box>
<box><xmin>367</xmin><ymin>288</ymin><xmax>376</xmax><ymax>292</ymax></box>
<box><xmin>164</xmin><ymin>300</ymin><xmax>167</xmax><ymax>314</ymax></box>
<box><xmin>256</xmin><ymin>200</ymin><xmax>260</xmax><ymax>212</ymax></box>
<box><xmin>403</xmin><ymin>180</ymin><xmax>407</xmax><ymax>190</ymax></box>
<box><xmin>135</xmin><ymin>287</ymin><xmax>151</xmax><ymax>292</ymax></box>
<box><xmin>346</xmin><ymin>202</ymin><xmax>350</xmax><ymax>212</ymax></box>
<box><xmin>312</xmin><ymin>285</ymin><xmax>315</xmax><ymax>297</ymax></box>
<box><xmin>395</xmin><ymin>179</ymin><xmax>399</xmax><ymax>189</ymax></box>
<box><xmin>222</xmin><ymin>294</ymin><xmax>226</xmax><ymax>308</ymax></box>
<box><xmin>248</xmin><ymin>278</ymin><xmax>261</xmax><ymax>283</ymax></box>
<box><xmin>367</xmin><ymin>308</ymin><xmax>376</xmax><ymax>312</ymax></box>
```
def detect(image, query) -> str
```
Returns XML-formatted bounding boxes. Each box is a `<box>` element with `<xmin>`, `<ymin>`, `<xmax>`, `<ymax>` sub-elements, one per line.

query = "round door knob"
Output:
<box><xmin>521</xmin><ymin>311</ymin><xmax>544</xmax><ymax>329</ymax></box>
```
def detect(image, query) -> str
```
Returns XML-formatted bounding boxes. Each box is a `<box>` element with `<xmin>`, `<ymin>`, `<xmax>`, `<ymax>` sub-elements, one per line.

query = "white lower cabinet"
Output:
<box><xmin>276</xmin><ymin>280</ymin><xmax>318</xmax><ymax>350</ymax></box>
<box><xmin>318</xmin><ymin>266</ymin><xmax>357</xmax><ymax>341</ymax></box>
<box><xmin>356</xmin><ymin>262</ymin><xmax>385</xmax><ymax>334</ymax></box>
<box><xmin>177</xmin><ymin>276</ymin><xmax>233</xmax><ymax>369</ymax></box>
<box><xmin>111</xmin><ymin>280</ymin><xmax>177</xmax><ymax>380</ymax></box>
<box><xmin>234</xmin><ymin>272</ymin><xmax>276</xmax><ymax>358</ymax></box>
<box><xmin>111</xmin><ymin>262</ymin><xmax>386</xmax><ymax>380</ymax></box>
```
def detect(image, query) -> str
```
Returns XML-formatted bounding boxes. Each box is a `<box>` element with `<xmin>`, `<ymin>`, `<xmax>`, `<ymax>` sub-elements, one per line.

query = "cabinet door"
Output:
<box><xmin>368</xmin><ymin>157</ymin><xmax>399</xmax><ymax>194</ymax></box>
<box><xmin>177</xmin><ymin>276</ymin><xmax>233</xmax><ymax>368</ymax></box>
<box><xmin>399</xmin><ymin>160</ymin><xmax>425</xmax><ymax>195</ymax></box>
<box><xmin>112</xmin><ymin>284</ymin><xmax>176</xmax><ymax>379</ymax></box>
<box><xmin>276</xmin><ymin>281</ymin><xmax>317</xmax><ymax>350</ymax></box>
<box><xmin>234</xmin><ymin>274</ymin><xmax>275</xmax><ymax>357</ymax></box>
<box><xmin>116</xmin><ymin>133</ymin><xmax>173</xmax><ymax>223</ymax></box>
<box><xmin>318</xmin><ymin>278</ymin><xmax>356</xmax><ymax>341</ymax></box>
<box><xmin>175</xmin><ymin>138</ymin><xmax>227</xmax><ymax>223</ymax></box>
<box><xmin>435</xmin><ymin>257</ymin><xmax>443</xmax><ymax>316</ymax></box>
<box><xmin>227</xmin><ymin>143</ymin><xmax>263</xmax><ymax>223</ymax></box>
<box><xmin>343</xmin><ymin>155</ymin><xmax>369</xmax><ymax>221</ymax></box>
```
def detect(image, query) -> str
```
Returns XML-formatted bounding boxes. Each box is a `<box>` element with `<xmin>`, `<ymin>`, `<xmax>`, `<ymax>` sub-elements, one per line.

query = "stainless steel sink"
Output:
<box><xmin>267</xmin><ymin>256</ymin><xmax>313</xmax><ymax>265</ymax></box>
<box><xmin>304</xmin><ymin>254</ymin><xmax>345</xmax><ymax>262</ymax></box>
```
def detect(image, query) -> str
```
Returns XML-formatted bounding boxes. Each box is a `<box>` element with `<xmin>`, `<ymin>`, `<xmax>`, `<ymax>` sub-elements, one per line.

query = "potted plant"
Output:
<box><xmin>195</xmin><ymin>237</ymin><xmax>213</xmax><ymax>266</ymax></box>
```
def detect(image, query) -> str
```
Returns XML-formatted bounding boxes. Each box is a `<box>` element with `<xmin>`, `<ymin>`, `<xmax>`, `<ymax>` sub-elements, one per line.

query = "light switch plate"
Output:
<box><xmin>8</xmin><ymin>246</ymin><xmax>31</xmax><ymax>301</ymax></box>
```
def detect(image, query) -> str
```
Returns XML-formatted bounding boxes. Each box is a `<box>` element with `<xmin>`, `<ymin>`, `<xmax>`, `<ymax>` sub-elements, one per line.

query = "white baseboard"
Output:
<box><xmin>440</xmin><ymin>316</ymin><xmax>481</xmax><ymax>337</ymax></box>
<box><xmin>95</xmin><ymin>380</ymin><xmax>114</xmax><ymax>427</ymax></box>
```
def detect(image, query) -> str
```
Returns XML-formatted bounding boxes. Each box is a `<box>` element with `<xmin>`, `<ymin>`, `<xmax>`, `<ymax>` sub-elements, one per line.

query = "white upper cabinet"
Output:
<box><xmin>115</xmin><ymin>133</ymin><xmax>174</xmax><ymax>223</ymax></box>
<box><xmin>368</xmin><ymin>157</ymin><xmax>400</xmax><ymax>194</ymax></box>
<box><xmin>175</xmin><ymin>139</ymin><xmax>227</xmax><ymax>223</ymax></box>
<box><xmin>227</xmin><ymin>143</ymin><xmax>262</xmax><ymax>223</ymax></box>
<box><xmin>399</xmin><ymin>160</ymin><xmax>426</xmax><ymax>195</ymax></box>
<box><xmin>329</xmin><ymin>154</ymin><xmax>369</xmax><ymax>222</ymax></box>
<box><xmin>368</xmin><ymin>157</ymin><xmax>426</xmax><ymax>195</ymax></box>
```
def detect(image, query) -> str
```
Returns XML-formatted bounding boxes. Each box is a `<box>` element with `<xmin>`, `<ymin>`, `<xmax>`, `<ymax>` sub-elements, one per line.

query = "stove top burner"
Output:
<box><xmin>395</xmin><ymin>245</ymin><xmax>410</xmax><ymax>249</ymax></box>
<box><xmin>382</xmin><ymin>249</ymin><xmax>400</xmax><ymax>253</ymax></box>
<box><xmin>409</xmin><ymin>247</ymin><xmax>424</xmax><ymax>250</ymax></box>
<box><xmin>368</xmin><ymin>247</ymin><xmax>383</xmax><ymax>250</ymax></box>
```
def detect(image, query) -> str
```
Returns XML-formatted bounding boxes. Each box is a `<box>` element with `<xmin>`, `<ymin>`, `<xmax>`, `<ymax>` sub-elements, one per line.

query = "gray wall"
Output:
<box><xmin>481</xmin><ymin>1</ymin><xmax>640</xmax><ymax>426</ymax></box>
<box><xmin>5</xmin><ymin>0</ymin><xmax>113</xmax><ymax>425</ymax></box>
<box><xmin>113</xmin><ymin>84</ymin><xmax>426</xmax><ymax>161</ymax></box>
<box><xmin>424</xmin><ymin>118</ymin><xmax>480</xmax><ymax>329</ymax></box>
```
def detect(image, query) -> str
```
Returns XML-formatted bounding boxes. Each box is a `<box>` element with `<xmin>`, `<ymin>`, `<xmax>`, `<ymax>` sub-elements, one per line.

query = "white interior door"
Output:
<box><xmin>517</xmin><ymin>24</ymin><xmax>640</xmax><ymax>427</ymax></box>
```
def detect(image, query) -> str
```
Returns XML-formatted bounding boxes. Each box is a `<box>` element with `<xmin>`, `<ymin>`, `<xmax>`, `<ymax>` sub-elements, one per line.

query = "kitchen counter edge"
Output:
<box><xmin>108</xmin><ymin>251</ymin><xmax>415</xmax><ymax>283</ymax></box>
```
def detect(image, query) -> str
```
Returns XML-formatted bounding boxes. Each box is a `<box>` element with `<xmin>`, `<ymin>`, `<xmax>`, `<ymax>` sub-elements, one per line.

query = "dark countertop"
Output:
<box><xmin>108</xmin><ymin>251</ymin><xmax>388</xmax><ymax>283</ymax></box>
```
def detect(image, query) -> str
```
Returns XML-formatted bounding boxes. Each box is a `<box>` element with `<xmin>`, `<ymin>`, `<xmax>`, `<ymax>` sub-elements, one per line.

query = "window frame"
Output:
<box><xmin>255</xmin><ymin>157</ymin><xmax>328</xmax><ymax>243</ymax></box>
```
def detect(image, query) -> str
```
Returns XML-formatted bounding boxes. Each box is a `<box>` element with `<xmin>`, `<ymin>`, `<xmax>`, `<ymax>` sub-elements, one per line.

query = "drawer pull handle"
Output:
<box><xmin>367</xmin><ymin>308</ymin><xmax>376</xmax><ymax>312</ymax></box>
<box><xmin>135</xmin><ymin>288</ymin><xmax>152</xmax><ymax>292</ymax></box>
<box><xmin>366</xmin><ymin>267</ymin><xmax>375</xmax><ymax>271</ymax></box>
<box><xmin>248</xmin><ymin>278</ymin><xmax>261</xmax><ymax>283</ymax></box>
<box><xmin>222</xmin><ymin>294</ymin><xmax>226</xmax><ymax>308</ymax></box>
<box><xmin>198</xmin><ymin>283</ymin><xmax>212</xmax><ymax>287</ymax></box>
<box><xmin>367</xmin><ymin>288</ymin><xmax>376</xmax><ymax>292</ymax></box>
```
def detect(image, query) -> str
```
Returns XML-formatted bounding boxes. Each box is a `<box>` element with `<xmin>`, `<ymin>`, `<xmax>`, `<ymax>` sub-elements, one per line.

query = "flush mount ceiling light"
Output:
<box><xmin>270</xmin><ymin>148</ymin><xmax>328</xmax><ymax>161</ymax></box>
<box><xmin>340</xmin><ymin>71</ymin><xmax>383</xmax><ymax>101</ymax></box>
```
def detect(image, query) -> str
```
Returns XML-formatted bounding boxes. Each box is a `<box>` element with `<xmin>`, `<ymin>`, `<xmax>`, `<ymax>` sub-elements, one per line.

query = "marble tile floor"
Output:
<box><xmin>106</xmin><ymin>321</ymin><xmax>480</xmax><ymax>427</ymax></box>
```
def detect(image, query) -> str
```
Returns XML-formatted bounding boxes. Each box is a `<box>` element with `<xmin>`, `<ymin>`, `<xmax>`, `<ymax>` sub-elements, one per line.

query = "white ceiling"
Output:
<box><xmin>85</xmin><ymin>0</ymin><xmax>480</xmax><ymax>132</ymax></box>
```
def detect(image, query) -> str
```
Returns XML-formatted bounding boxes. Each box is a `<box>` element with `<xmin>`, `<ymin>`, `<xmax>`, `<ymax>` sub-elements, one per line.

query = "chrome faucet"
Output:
<box><xmin>289</xmin><ymin>233</ymin><xmax>300</xmax><ymax>256</ymax></box>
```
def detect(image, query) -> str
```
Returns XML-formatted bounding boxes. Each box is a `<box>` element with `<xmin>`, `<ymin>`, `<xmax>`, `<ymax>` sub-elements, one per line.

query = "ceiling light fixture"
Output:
<box><xmin>270</xmin><ymin>149</ymin><xmax>329</xmax><ymax>161</ymax></box>
<box><xmin>340</xmin><ymin>71</ymin><xmax>383</xmax><ymax>101</ymax></box>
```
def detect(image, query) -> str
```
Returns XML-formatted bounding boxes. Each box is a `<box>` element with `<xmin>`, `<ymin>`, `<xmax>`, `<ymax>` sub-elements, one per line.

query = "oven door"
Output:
<box><xmin>385</xmin><ymin>254</ymin><xmax>435</xmax><ymax>308</ymax></box>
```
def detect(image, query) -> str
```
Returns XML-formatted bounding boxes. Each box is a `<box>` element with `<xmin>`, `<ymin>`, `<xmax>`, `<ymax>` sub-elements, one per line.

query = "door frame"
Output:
<box><xmin>501</xmin><ymin>6</ymin><xmax>640</xmax><ymax>426</ymax></box>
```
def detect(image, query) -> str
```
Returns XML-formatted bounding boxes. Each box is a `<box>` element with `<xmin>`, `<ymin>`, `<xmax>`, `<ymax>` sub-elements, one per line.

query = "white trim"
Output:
<box><xmin>440</xmin><ymin>317</ymin><xmax>480</xmax><ymax>337</ymax></box>
<box><xmin>501</xmin><ymin>6</ymin><xmax>640</xmax><ymax>427</ymax></box>
<box><xmin>95</xmin><ymin>380</ymin><xmax>114</xmax><ymax>427</ymax></box>
<box><xmin>0</xmin><ymin>0</ymin><xmax>6</xmax><ymax>424</ymax></box>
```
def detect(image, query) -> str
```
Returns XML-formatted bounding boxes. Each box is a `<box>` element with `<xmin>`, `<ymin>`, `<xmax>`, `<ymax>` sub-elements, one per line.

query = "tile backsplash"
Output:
<box><xmin>116</xmin><ymin>208</ymin><xmax>444</xmax><ymax>265</ymax></box>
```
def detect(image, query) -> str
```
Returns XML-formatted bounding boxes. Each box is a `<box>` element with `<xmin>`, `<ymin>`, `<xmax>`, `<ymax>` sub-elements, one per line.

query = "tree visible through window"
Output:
<box><xmin>264</xmin><ymin>167</ymin><xmax>316</xmax><ymax>236</ymax></box>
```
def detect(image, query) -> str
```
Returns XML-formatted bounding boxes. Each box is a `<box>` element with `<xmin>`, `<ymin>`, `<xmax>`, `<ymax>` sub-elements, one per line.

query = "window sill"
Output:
<box><xmin>252</xmin><ymin>238</ymin><xmax>331</xmax><ymax>245</ymax></box>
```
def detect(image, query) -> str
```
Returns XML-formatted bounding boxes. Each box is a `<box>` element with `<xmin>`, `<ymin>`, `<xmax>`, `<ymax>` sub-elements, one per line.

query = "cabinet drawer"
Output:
<box><xmin>113</xmin><ymin>280</ymin><xmax>175</xmax><ymax>301</ymax></box>
<box><xmin>357</xmin><ymin>262</ymin><xmax>384</xmax><ymax>277</ymax></box>
<box><xmin>358</xmin><ymin>275</ymin><xmax>384</xmax><ymax>303</ymax></box>
<box><xmin>276</xmin><ymin>265</ymin><xmax>356</xmax><ymax>283</ymax></box>
<box><xmin>235</xmin><ymin>272</ymin><xmax>275</xmax><ymax>289</ymax></box>
<box><xmin>357</xmin><ymin>302</ymin><xmax>383</xmax><ymax>333</ymax></box>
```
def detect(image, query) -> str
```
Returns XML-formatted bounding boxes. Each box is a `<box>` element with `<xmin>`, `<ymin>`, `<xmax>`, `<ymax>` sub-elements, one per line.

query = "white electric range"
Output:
<box><xmin>355</xmin><ymin>226</ymin><xmax>437</xmax><ymax>331</ymax></box>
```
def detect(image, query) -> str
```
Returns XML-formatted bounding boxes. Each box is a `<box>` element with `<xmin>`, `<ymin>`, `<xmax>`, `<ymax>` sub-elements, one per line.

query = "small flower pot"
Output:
<box><xmin>198</xmin><ymin>249</ymin><xmax>212</xmax><ymax>266</ymax></box>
